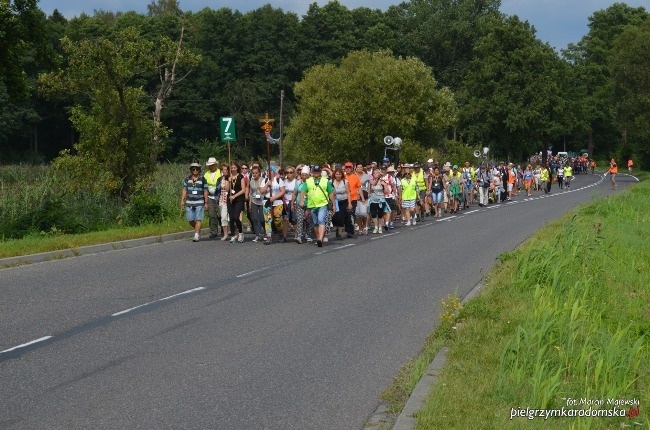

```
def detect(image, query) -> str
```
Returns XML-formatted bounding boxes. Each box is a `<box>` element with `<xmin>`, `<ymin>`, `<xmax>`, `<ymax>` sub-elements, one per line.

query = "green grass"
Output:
<box><xmin>0</xmin><ymin>163</ymin><xmax>195</xmax><ymax>257</ymax></box>
<box><xmin>0</xmin><ymin>218</ymin><xmax>189</xmax><ymax>258</ymax></box>
<box><xmin>413</xmin><ymin>177</ymin><xmax>649</xmax><ymax>429</ymax></box>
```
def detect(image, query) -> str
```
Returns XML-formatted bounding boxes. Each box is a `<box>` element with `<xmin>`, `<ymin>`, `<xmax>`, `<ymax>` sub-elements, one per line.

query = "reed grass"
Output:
<box><xmin>415</xmin><ymin>178</ymin><xmax>649</xmax><ymax>429</ymax></box>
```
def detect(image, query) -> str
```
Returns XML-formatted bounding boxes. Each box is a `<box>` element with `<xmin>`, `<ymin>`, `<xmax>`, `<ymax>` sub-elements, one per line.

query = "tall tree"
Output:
<box><xmin>401</xmin><ymin>0</ymin><xmax>502</xmax><ymax>90</ymax></box>
<box><xmin>562</xmin><ymin>3</ymin><xmax>648</xmax><ymax>158</ymax></box>
<box><xmin>284</xmin><ymin>50</ymin><xmax>457</xmax><ymax>163</ymax></box>
<box><xmin>0</xmin><ymin>0</ymin><xmax>48</xmax><ymax>161</ymax></box>
<box><xmin>610</xmin><ymin>19</ymin><xmax>650</xmax><ymax>167</ymax></box>
<box><xmin>39</xmin><ymin>28</ymin><xmax>160</xmax><ymax>197</ymax></box>
<box><xmin>461</xmin><ymin>16</ymin><xmax>564</xmax><ymax>161</ymax></box>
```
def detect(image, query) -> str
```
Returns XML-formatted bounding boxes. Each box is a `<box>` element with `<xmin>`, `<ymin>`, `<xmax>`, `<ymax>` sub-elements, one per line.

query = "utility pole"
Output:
<box><xmin>279</xmin><ymin>90</ymin><xmax>285</xmax><ymax>168</ymax></box>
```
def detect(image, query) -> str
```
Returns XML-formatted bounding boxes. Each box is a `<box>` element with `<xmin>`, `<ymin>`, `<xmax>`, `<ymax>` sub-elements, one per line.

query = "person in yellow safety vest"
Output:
<box><xmin>400</xmin><ymin>164</ymin><xmax>421</xmax><ymax>226</ymax></box>
<box><xmin>300</xmin><ymin>165</ymin><xmax>335</xmax><ymax>247</ymax></box>
<box><xmin>564</xmin><ymin>163</ymin><xmax>573</xmax><ymax>189</ymax></box>
<box><xmin>540</xmin><ymin>164</ymin><xmax>550</xmax><ymax>194</ymax></box>
<box><xmin>411</xmin><ymin>163</ymin><xmax>428</xmax><ymax>219</ymax></box>
<box><xmin>204</xmin><ymin>157</ymin><xmax>223</xmax><ymax>238</ymax></box>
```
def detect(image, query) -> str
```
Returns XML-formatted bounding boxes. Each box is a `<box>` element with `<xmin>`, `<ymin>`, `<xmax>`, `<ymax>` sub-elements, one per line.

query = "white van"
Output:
<box><xmin>557</xmin><ymin>151</ymin><xmax>568</xmax><ymax>159</ymax></box>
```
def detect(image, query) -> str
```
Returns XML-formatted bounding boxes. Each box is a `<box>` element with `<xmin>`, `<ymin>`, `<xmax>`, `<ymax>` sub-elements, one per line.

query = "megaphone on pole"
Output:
<box><xmin>474</xmin><ymin>150</ymin><xmax>481</xmax><ymax>158</ymax></box>
<box><xmin>384</xmin><ymin>136</ymin><xmax>393</xmax><ymax>146</ymax></box>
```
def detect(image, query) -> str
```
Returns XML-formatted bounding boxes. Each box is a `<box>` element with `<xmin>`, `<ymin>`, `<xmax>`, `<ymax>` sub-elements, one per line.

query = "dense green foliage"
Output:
<box><xmin>0</xmin><ymin>0</ymin><xmax>647</xmax><ymax>167</ymax></box>
<box><xmin>284</xmin><ymin>50</ymin><xmax>457</xmax><ymax>163</ymax></box>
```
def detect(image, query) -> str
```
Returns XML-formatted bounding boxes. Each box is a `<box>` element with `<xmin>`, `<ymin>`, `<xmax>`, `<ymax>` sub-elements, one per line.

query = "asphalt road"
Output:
<box><xmin>0</xmin><ymin>172</ymin><xmax>634</xmax><ymax>429</ymax></box>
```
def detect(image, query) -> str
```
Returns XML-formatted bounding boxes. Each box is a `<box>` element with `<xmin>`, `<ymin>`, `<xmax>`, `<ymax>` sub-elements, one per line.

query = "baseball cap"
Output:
<box><xmin>301</xmin><ymin>166</ymin><xmax>310</xmax><ymax>175</ymax></box>
<box><xmin>344</xmin><ymin>161</ymin><xmax>353</xmax><ymax>168</ymax></box>
<box><xmin>427</xmin><ymin>158</ymin><xmax>434</xmax><ymax>163</ymax></box>
<box><xmin>382</xmin><ymin>157</ymin><xmax>390</xmax><ymax>162</ymax></box>
<box><xmin>312</xmin><ymin>165</ymin><xmax>322</xmax><ymax>171</ymax></box>
<box><xmin>452</xmin><ymin>164</ymin><xmax>459</xmax><ymax>169</ymax></box>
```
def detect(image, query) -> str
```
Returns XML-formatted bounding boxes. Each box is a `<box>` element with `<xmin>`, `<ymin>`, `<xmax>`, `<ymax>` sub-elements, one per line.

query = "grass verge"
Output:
<box><xmin>0</xmin><ymin>218</ymin><xmax>189</xmax><ymax>259</ymax></box>
<box><xmin>413</xmin><ymin>177</ymin><xmax>649</xmax><ymax>428</ymax></box>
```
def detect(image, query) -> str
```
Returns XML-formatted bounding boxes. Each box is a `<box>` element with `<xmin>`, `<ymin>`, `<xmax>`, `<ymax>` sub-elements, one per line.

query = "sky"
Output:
<box><xmin>37</xmin><ymin>0</ymin><xmax>649</xmax><ymax>51</ymax></box>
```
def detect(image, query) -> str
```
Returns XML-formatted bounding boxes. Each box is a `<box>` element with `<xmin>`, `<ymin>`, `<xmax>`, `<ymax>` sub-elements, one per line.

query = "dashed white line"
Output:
<box><xmin>237</xmin><ymin>266</ymin><xmax>274</xmax><ymax>278</ymax></box>
<box><xmin>159</xmin><ymin>287</ymin><xmax>205</xmax><ymax>301</ymax></box>
<box><xmin>370</xmin><ymin>232</ymin><xmax>400</xmax><ymax>240</ymax></box>
<box><xmin>112</xmin><ymin>287</ymin><xmax>206</xmax><ymax>317</ymax></box>
<box><xmin>1</xmin><ymin>336</ymin><xmax>53</xmax><ymax>354</ymax></box>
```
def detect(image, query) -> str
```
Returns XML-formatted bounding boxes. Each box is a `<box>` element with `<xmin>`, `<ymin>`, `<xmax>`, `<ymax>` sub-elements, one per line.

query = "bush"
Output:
<box><xmin>120</xmin><ymin>193</ymin><xmax>169</xmax><ymax>226</ymax></box>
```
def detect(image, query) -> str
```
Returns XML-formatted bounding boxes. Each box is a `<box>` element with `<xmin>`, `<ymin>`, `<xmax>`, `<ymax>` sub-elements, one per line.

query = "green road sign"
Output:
<box><xmin>220</xmin><ymin>116</ymin><xmax>237</xmax><ymax>142</ymax></box>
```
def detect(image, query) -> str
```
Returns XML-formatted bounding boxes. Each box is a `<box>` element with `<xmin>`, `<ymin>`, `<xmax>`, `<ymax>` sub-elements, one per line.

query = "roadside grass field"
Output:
<box><xmin>414</xmin><ymin>176</ymin><xmax>649</xmax><ymax>429</ymax></box>
<box><xmin>0</xmin><ymin>163</ymin><xmax>194</xmax><ymax>257</ymax></box>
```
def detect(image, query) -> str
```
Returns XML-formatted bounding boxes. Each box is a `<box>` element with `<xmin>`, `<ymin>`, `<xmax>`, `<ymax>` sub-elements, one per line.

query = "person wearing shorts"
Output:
<box><xmin>523</xmin><ymin>164</ymin><xmax>534</xmax><ymax>196</ymax></box>
<box><xmin>301</xmin><ymin>165</ymin><xmax>334</xmax><ymax>247</ymax></box>
<box><xmin>181</xmin><ymin>163</ymin><xmax>208</xmax><ymax>242</ymax></box>
<box><xmin>400</xmin><ymin>164</ymin><xmax>419</xmax><ymax>225</ymax></box>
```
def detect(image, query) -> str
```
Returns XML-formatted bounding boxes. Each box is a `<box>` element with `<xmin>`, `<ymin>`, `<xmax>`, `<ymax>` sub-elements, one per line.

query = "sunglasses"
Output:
<box><xmin>190</xmin><ymin>167</ymin><xmax>200</xmax><ymax>171</ymax></box>
<box><xmin>241</xmin><ymin>166</ymin><xmax>249</xmax><ymax>169</ymax></box>
<box><xmin>286</xmin><ymin>170</ymin><xmax>295</xmax><ymax>174</ymax></box>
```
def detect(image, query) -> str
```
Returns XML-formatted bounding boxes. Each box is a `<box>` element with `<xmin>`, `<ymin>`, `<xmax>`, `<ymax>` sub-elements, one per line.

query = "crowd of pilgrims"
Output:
<box><xmin>182</xmin><ymin>156</ymin><xmax>589</xmax><ymax>245</ymax></box>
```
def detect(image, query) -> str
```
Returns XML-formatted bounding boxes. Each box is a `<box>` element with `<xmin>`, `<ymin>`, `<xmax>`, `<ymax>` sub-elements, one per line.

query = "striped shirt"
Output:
<box><xmin>183</xmin><ymin>175</ymin><xmax>208</xmax><ymax>206</ymax></box>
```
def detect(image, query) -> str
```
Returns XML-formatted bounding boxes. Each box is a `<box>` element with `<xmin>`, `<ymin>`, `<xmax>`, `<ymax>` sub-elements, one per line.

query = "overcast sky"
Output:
<box><xmin>38</xmin><ymin>0</ymin><xmax>648</xmax><ymax>51</ymax></box>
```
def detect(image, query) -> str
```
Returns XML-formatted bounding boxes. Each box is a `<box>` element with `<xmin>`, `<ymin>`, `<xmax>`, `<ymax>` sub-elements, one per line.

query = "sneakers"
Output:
<box><xmin>306</xmin><ymin>236</ymin><xmax>314</xmax><ymax>243</ymax></box>
<box><xmin>354</xmin><ymin>225</ymin><xmax>359</xmax><ymax>232</ymax></box>
<box><xmin>193</xmin><ymin>233</ymin><xmax>200</xmax><ymax>242</ymax></box>
<box><xmin>405</xmin><ymin>220</ymin><xmax>411</xmax><ymax>226</ymax></box>
<box><xmin>378</xmin><ymin>228</ymin><xmax>383</xmax><ymax>234</ymax></box>
<box><xmin>372</xmin><ymin>227</ymin><xmax>379</xmax><ymax>234</ymax></box>
<box><xmin>263</xmin><ymin>237</ymin><xmax>271</xmax><ymax>245</ymax></box>
<box><xmin>295</xmin><ymin>237</ymin><xmax>303</xmax><ymax>244</ymax></box>
<box><xmin>323</xmin><ymin>237</ymin><xmax>329</xmax><ymax>243</ymax></box>
<box><xmin>412</xmin><ymin>219</ymin><xmax>416</xmax><ymax>226</ymax></box>
<box><xmin>237</xmin><ymin>233</ymin><xmax>244</xmax><ymax>243</ymax></box>
<box><xmin>252</xmin><ymin>236</ymin><xmax>260</xmax><ymax>243</ymax></box>
<box><xmin>316</xmin><ymin>240</ymin><xmax>323</xmax><ymax>247</ymax></box>
<box><xmin>229</xmin><ymin>236</ymin><xmax>236</xmax><ymax>243</ymax></box>
<box><xmin>363</xmin><ymin>227</ymin><xmax>368</xmax><ymax>235</ymax></box>
<box><xmin>388</xmin><ymin>222</ymin><xmax>394</xmax><ymax>230</ymax></box>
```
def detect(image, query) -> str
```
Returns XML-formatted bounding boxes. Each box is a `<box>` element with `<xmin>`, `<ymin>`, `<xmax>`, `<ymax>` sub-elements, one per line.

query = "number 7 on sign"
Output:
<box><xmin>220</xmin><ymin>116</ymin><xmax>237</xmax><ymax>142</ymax></box>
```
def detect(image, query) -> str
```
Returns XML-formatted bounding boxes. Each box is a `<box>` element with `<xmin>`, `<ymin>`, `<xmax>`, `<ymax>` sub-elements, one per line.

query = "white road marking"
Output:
<box><xmin>237</xmin><ymin>266</ymin><xmax>274</xmax><ymax>278</ymax></box>
<box><xmin>1</xmin><ymin>336</ymin><xmax>53</xmax><ymax>354</ymax></box>
<box><xmin>112</xmin><ymin>287</ymin><xmax>206</xmax><ymax>316</ymax></box>
<box><xmin>370</xmin><ymin>232</ymin><xmax>400</xmax><ymax>240</ymax></box>
<box><xmin>159</xmin><ymin>287</ymin><xmax>205</xmax><ymax>301</ymax></box>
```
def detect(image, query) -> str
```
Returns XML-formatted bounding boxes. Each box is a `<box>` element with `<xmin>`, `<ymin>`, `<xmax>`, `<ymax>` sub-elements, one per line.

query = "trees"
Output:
<box><xmin>39</xmin><ymin>28</ymin><xmax>160</xmax><ymax>197</ymax></box>
<box><xmin>284</xmin><ymin>50</ymin><xmax>457</xmax><ymax>163</ymax></box>
<box><xmin>610</xmin><ymin>19</ymin><xmax>650</xmax><ymax>167</ymax></box>
<box><xmin>563</xmin><ymin>3</ymin><xmax>648</xmax><ymax>158</ymax></box>
<box><xmin>461</xmin><ymin>16</ymin><xmax>565</xmax><ymax>161</ymax></box>
<box><xmin>400</xmin><ymin>0</ymin><xmax>502</xmax><ymax>90</ymax></box>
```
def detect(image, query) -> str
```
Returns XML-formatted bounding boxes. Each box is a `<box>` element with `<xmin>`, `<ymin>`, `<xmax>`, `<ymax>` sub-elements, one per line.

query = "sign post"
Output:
<box><xmin>220</xmin><ymin>116</ymin><xmax>237</xmax><ymax>167</ymax></box>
